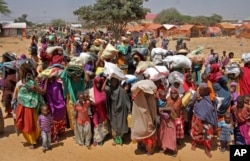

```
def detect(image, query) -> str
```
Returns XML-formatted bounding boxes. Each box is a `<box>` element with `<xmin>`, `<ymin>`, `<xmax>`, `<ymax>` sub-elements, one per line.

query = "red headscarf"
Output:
<box><xmin>182</xmin><ymin>73</ymin><xmax>195</xmax><ymax>93</ymax></box>
<box><xmin>208</xmin><ymin>64</ymin><xmax>223</xmax><ymax>83</ymax></box>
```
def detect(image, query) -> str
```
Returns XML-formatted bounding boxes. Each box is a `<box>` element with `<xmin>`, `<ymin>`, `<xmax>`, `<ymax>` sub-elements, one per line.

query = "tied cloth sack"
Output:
<box><xmin>186</xmin><ymin>46</ymin><xmax>205</xmax><ymax>66</ymax></box>
<box><xmin>225</xmin><ymin>62</ymin><xmax>241</xmax><ymax>78</ymax></box>
<box><xmin>103</xmin><ymin>61</ymin><xmax>126</xmax><ymax>80</ymax></box>
<box><xmin>163</xmin><ymin>55</ymin><xmax>192</xmax><ymax>69</ymax></box>
<box><xmin>101</xmin><ymin>43</ymin><xmax>118</xmax><ymax>60</ymax></box>
<box><xmin>143</xmin><ymin>66</ymin><xmax>169</xmax><ymax>81</ymax></box>
<box><xmin>135</xmin><ymin>61</ymin><xmax>155</xmax><ymax>74</ymax></box>
<box><xmin>242</xmin><ymin>53</ymin><xmax>250</xmax><ymax>64</ymax></box>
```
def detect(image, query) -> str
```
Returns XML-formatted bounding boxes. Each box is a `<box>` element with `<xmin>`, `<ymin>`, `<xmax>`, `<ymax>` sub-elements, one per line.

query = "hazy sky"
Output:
<box><xmin>1</xmin><ymin>0</ymin><xmax>250</xmax><ymax>23</ymax></box>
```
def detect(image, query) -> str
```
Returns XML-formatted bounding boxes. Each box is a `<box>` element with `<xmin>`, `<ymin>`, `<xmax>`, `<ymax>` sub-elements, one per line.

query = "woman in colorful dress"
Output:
<box><xmin>45</xmin><ymin>76</ymin><xmax>66</xmax><ymax>142</ymax></box>
<box><xmin>60</xmin><ymin>65</ymin><xmax>85</xmax><ymax>130</ymax></box>
<box><xmin>88</xmin><ymin>76</ymin><xmax>108</xmax><ymax>146</ymax></box>
<box><xmin>15</xmin><ymin>61</ymin><xmax>48</xmax><ymax>149</ymax></box>
<box><xmin>190</xmin><ymin>83</ymin><xmax>217</xmax><ymax>158</ymax></box>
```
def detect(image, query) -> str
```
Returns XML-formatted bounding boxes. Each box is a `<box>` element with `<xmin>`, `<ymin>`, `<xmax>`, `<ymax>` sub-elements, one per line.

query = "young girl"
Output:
<box><xmin>73</xmin><ymin>91</ymin><xmax>92</xmax><ymax>149</ymax></box>
<box><xmin>218</xmin><ymin>112</ymin><xmax>233</xmax><ymax>153</ymax></box>
<box><xmin>230</xmin><ymin>82</ymin><xmax>238</xmax><ymax>106</ymax></box>
<box><xmin>38</xmin><ymin>105</ymin><xmax>53</xmax><ymax>152</ymax></box>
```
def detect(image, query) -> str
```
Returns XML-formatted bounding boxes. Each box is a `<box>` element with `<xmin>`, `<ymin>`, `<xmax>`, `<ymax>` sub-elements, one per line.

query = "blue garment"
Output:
<box><xmin>213</xmin><ymin>76</ymin><xmax>231</xmax><ymax>116</ymax></box>
<box><xmin>192</xmin><ymin>65</ymin><xmax>201</xmax><ymax>86</ymax></box>
<box><xmin>193</xmin><ymin>96</ymin><xmax>218</xmax><ymax>127</ymax></box>
<box><xmin>218</xmin><ymin>121</ymin><xmax>233</xmax><ymax>142</ymax></box>
<box><xmin>157</xmin><ymin>99</ymin><xmax>166</xmax><ymax>108</ymax></box>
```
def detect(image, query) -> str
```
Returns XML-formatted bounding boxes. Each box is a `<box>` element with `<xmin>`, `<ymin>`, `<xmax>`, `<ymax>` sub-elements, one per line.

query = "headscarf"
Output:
<box><xmin>167</xmin><ymin>87</ymin><xmax>182</xmax><ymax>118</ymax></box>
<box><xmin>208</xmin><ymin>63</ymin><xmax>223</xmax><ymax>83</ymax></box>
<box><xmin>230</xmin><ymin>82</ymin><xmax>238</xmax><ymax>104</ymax></box>
<box><xmin>93</xmin><ymin>76</ymin><xmax>107</xmax><ymax>123</ymax></box>
<box><xmin>182</xmin><ymin>73</ymin><xmax>195</xmax><ymax>93</ymax></box>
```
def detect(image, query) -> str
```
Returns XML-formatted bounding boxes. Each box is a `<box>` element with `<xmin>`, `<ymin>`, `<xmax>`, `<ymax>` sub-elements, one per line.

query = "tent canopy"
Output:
<box><xmin>2</xmin><ymin>23</ymin><xmax>26</xmax><ymax>29</ymax></box>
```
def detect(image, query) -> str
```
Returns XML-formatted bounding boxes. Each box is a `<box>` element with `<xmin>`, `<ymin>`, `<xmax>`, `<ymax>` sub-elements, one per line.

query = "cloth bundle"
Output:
<box><xmin>242</xmin><ymin>53</ymin><xmax>250</xmax><ymax>64</ymax></box>
<box><xmin>101</xmin><ymin>43</ymin><xmax>118</xmax><ymax>60</ymax></box>
<box><xmin>103</xmin><ymin>61</ymin><xmax>126</xmax><ymax>80</ymax></box>
<box><xmin>135</xmin><ymin>61</ymin><xmax>155</xmax><ymax>74</ymax></box>
<box><xmin>143</xmin><ymin>66</ymin><xmax>169</xmax><ymax>81</ymax></box>
<box><xmin>225</xmin><ymin>63</ymin><xmax>241</xmax><ymax>78</ymax></box>
<box><xmin>65</xmin><ymin>65</ymin><xmax>83</xmax><ymax>77</ymax></box>
<box><xmin>163</xmin><ymin>55</ymin><xmax>192</xmax><ymax>69</ymax></box>
<box><xmin>38</xmin><ymin>64</ymin><xmax>64</xmax><ymax>78</ymax></box>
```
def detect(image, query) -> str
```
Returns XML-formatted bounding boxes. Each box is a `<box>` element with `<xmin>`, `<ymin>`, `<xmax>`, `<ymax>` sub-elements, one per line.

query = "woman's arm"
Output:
<box><xmin>36</xmin><ymin>78</ymin><xmax>48</xmax><ymax>95</ymax></box>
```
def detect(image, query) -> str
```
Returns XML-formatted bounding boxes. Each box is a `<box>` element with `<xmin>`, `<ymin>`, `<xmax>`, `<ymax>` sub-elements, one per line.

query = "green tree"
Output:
<box><xmin>74</xmin><ymin>0</ymin><xmax>150</xmax><ymax>39</ymax></box>
<box><xmin>14</xmin><ymin>14</ymin><xmax>33</xmax><ymax>26</ymax></box>
<box><xmin>208</xmin><ymin>14</ymin><xmax>223</xmax><ymax>26</ymax></box>
<box><xmin>50</xmin><ymin>18</ymin><xmax>66</xmax><ymax>27</ymax></box>
<box><xmin>154</xmin><ymin>8</ymin><xmax>182</xmax><ymax>24</ymax></box>
<box><xmin>0</xmin><ymin>0</ymin><xmax>10</xmax><ymax>15</ymax></box>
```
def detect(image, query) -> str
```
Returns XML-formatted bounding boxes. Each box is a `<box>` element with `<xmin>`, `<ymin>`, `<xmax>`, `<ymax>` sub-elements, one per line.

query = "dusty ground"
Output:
<box><xmin>0</xmin><ymin>36</ymin><xmax>249</xmax><ymax>161</ymax></box>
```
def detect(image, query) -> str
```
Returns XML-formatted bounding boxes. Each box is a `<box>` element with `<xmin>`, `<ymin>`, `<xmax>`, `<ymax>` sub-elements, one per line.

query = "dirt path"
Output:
<box><xmin>0</xmin><ymin>117</ymin><xmax>229</xmax><ymax>161</ymax></box>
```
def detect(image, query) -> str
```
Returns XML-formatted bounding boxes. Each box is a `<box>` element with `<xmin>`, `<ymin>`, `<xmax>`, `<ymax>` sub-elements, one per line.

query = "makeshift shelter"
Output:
<box><xmin>235</xmin><ymin>24</ymin><xmax>250</xmax><ymax>39</ymax></box>
<box><xmin>143</xmin><ymin>23</ymin><xmax>164</xmax><ymax>37</ymax></box>
<box><xmin>216</xmin><ymin>23</ymin><xmax>235</xmax><ymax>36</ymax></box>
<box><xmin>162</xmin><ymin>24</ymin><xmax>178</xmax><ymax>37</ymax></box>
<box><xmin>206</xmin><ymin>27</ymin><xmax>222</xmax><ymax>37</ymax></box>
<box><xmin>191</xmin><ymin>24</ymin><xmax>205</xmax><ymax>37</ymax></box>
<box><xmin>1</xmin><ymin>22</ymin><xmax>26</xmax><ymax>37</ymax></box>
<box><xmin>172</xmin><ymin>25</ymin><xmax>194</xmax><ymax>38</ymax></box>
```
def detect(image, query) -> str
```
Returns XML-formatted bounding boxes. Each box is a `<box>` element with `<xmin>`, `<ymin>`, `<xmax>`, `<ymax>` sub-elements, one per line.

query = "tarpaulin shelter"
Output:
<box><xmin>235</xmin><ymin>24</ymin><xmax>250</xmax><ymax>39</ymax></box>
<box><xmin>206</xmin><ymin>27</ymin><xmax>222</xmax><ymax>37</ymax></box>
<box><xmin>1</xmin><ymin>22</ymin><xmax>26</xmax><ymax>37</ymax></box>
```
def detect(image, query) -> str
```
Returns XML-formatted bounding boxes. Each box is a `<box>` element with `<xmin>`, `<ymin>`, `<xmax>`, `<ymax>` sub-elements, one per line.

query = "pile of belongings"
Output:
<box><xmin>242</xmin><ymin>53</ymin><xmax>250</xmax><ymax>64</ymax></box>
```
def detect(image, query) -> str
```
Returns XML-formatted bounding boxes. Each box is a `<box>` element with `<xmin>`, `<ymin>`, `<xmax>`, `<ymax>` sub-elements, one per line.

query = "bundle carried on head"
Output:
<box><xmin>65</xmin><ymin>65</ymin><xmax>83</xmax><ymax>77</ymax></box>
<box><xmin>38</xmin><ymin>64</ymin><xmax>64</xmax><ymax>78</ymax></box>
<box><xmin>242</xmin><ymin>53</ymin><xmax>250</xmax><ymax>64</ymax></box>
<box><xmin>103</xmin><ymin>61</ymin><xmax>125</xmax><ymax>80</ymax></box>
<box><xmin>101</xmin><ymin>43</ymin><xmax>118</xmax><ymax>60</ymax></box>
<box><xmin>225</xmin><ymin>62</ymin><xmax>241</xmax><ymax>78</ymax></box>
<box><xmin>143</xmin><ymin>66</ymin><xmax>169</xmax><ymax>81</ymax></box>
<box><xmin>187</xmin><ymin>46</ymin><xmax>205</xmax><ymax>66</ymax></box>
<box><xmin>163</xmin><ymin>55</ymin><xmax>192</xmax><ymax>69</ymax></box>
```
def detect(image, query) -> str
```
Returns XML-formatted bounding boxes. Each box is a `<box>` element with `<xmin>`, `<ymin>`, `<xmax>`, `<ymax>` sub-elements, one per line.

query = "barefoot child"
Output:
<box><xmin>38</xmin><ymin>105</ymin><xmax>53</xmax><ymax>152</ymax></box>
<box><xmin>218</xmin><ymin>112</ymin><xmax>233</xmax><ymax>153</ymax></box>
<box><xmin>73</xmin><ymin>91</ymin><xmax>92</xmax><ymax>149</ymax></box>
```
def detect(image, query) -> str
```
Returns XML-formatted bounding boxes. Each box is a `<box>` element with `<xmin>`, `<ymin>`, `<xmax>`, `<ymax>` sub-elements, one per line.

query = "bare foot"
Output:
<box><xmin>191</xmin><ymin>144</ymin><xmax>196</xmax><ymax>151</ymax></box>
<box><xmin>29</xmin><ymin>145</ymin><xmax>35</xmax><ymax>149</ymax></box>
<box><xmin>3</xmin><ymin>113</ymin><xmax>12</xmax><ymax>119</ymax></box>
<box><xmin>205</xmin><ymin>149</ymin><xmax>212</xmax><ymax>158</ymax></box>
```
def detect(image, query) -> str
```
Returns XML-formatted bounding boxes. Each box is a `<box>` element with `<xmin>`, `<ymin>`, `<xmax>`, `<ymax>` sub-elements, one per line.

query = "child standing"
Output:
<box><xmin>218</xmin><ymin>112</ymin><xmax>234</xmax><ymax>153</ymax></box>
<box><xmin>38</xmin><ymin>105</ymin><xmax>53</xmax><ymax>152</ymax></box>
<box><xmin>74</xmin><ymin>91</ymin><xmax>92</xmax><ymax>149</ymax></box>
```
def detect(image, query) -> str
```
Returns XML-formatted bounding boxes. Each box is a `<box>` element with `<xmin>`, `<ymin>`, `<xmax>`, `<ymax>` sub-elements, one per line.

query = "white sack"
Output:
<box><xmin>143</xmin><ymin>66</ymin><xmax>169</xmax><ymax>81</ymax></box>
<box><xmin>163</xmin><ymin>55</ymin><xmax>192</xmax><ymax>69</ymax></box>
<box><xmin>103</xmin><ymin>61</ymin><xmax>125</xmax><ymax>80</ymax></box>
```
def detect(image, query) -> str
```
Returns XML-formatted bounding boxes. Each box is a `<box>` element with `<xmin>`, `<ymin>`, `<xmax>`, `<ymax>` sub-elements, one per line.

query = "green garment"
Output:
<box><xmin>17</xmin><ymin>79</ymin><xmax>45</xmax><ymax>110</ymax></box>
<box><xmin>60</xmin><ymin>65</ymin><xmax>85</xmax><ymax>103</ymax></box>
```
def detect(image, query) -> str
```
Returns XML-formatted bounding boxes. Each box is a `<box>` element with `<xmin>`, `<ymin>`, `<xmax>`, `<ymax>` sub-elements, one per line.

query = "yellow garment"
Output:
<box><xmin>182</xmin><ymin>92</ymin><xmax>192</xmax><ymax>107</ymax></box>
<box><xmin>66</xmin><ymin>94</ymin><xmax>75</xmax><ymax>130</ymax></box>
<box><xmin>22</xmin><ymin>109</ymin><xmax>40</xmax><ymax>144</ymax></box>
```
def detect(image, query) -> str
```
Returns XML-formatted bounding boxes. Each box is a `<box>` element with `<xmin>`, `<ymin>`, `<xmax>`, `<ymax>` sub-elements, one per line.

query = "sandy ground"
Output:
<box><xmin>0</xmin><ymin>36</ymin><xmax>249</xmax><ymax>161</ymax></box>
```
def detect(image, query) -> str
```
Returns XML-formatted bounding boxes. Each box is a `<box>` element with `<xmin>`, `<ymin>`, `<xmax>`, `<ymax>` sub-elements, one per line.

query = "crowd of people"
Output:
<box><xmin>0</xmin><ymin>29</ymin><xmax>250</xmax><ymax>158</ymax></box>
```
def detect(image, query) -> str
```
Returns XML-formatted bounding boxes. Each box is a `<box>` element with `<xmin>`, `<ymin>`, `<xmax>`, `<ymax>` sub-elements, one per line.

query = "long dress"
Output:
<box><xmin>89</xmin><ymin>77</ymin><xmax>108</xmax><ymax>144</ymax></box>
<box><xmin>191</xmin><ymin>96</ymin><xmax>217</xmax><ymax>150</ymax></box>
<box><xmin>45</xmin><ymin>79</ymin><xmax>66</xmax><ymax>142</ymax></box>
<box><xmin>131</xmin><ymin>80</ymin><xmax>157</xmax><ymax>154</ymax></box>
<box><xmin>106</xmin><ymin>86</ymin><xmax>131</xmax><ymax>138</ymax></box>
<box><xmin>60</xmin><ymin>66</ymin><xmax>85</xmax><ymax>129</ymax></box>
<box><xmin>15</xmin><ymin>79</ymin><xmax>44</xmax><ymax>145</ymax></box>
